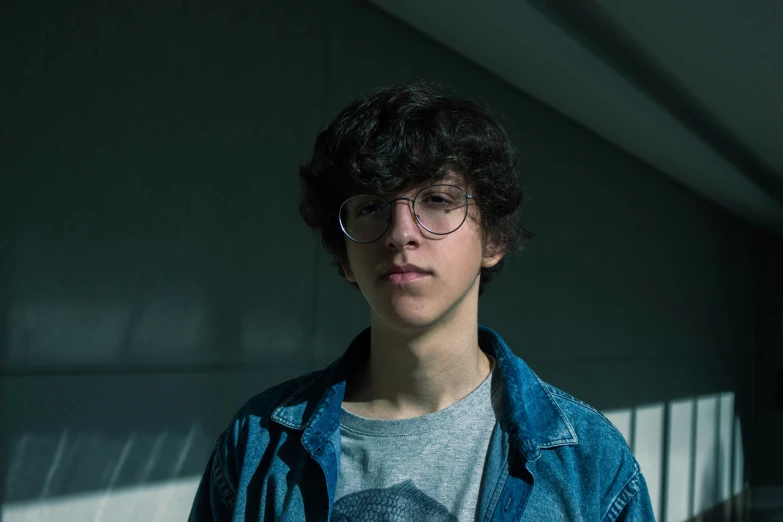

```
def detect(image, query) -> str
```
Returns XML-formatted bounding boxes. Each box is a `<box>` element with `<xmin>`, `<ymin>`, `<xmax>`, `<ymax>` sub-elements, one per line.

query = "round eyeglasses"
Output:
<box><xmin>338</xmin><ymin>184</ymin><xmax>474</xmax><ymax>244</ymax></box>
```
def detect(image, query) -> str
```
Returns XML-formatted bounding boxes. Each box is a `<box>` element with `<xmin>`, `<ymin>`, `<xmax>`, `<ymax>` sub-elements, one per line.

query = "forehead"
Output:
<box><xmin>436</xmin><ymin>172</ymin><xmax>463</xmax><ymax>185</ymax></box>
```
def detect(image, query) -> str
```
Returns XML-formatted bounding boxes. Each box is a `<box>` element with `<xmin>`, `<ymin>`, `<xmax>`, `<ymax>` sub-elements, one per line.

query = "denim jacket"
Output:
<box><xmin>190</xmin><ymin>325</ymin><xmax>655</xmax><ymax>521</ymax></box>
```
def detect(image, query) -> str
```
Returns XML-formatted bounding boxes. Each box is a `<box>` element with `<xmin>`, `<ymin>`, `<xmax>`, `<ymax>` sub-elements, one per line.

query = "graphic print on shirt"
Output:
<box><xmin>332</xmin><ymin>480</ymin><xmax>457</xmax><ymax>522</ymax></box>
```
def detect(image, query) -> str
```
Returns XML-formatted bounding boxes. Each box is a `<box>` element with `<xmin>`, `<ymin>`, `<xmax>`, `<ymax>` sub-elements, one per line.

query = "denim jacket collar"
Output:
<box><xmin>270</xmin><ymin>324</ymin><xmax>578</xmax><ymax>463</ymax></box>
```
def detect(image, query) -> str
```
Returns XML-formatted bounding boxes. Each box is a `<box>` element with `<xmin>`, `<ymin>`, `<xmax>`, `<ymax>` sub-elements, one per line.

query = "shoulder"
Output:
<box><xmin>541</xmin><ymin>383</ymin><xmax>647</xmax><ymax>512</ymax></box>
<box><xmin>212</xmin><ymin>368</ymin><xmax>327</xmax><ymax>477</ymax></box>
<box><xmin>229</xmin><ymin>368</ymin><xmax>326</xmax><ymax>435</ymax></box>
<box><xmin>522</xmin><ymin>381</ymin><xmax>651</xmax><ymax>518</ymax></box>
<box><xmin>192</xmin><ymin>369</ymin><xmax>329</xmax><ymax>518</ymax></box>
<box><xmin>544</xmin><ymin>383</ymin><xmax>632</xmax><ymax>455</ymax></box>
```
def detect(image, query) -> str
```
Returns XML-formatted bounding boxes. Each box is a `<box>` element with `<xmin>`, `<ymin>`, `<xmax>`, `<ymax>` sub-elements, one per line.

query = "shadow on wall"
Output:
<box><xmin>2</xmin><ymin>428</ymin><xmax>204</xmax><ymax>521</ymax></box>
<box><xmin>604</xmin><ymin>392</ymin><xmax>747</xmax><ymax>522</ymax></box>
<box><xmin>1</xmin><ymin>392</ymin><xmax>751</xmax><ymax>522</ymax></box>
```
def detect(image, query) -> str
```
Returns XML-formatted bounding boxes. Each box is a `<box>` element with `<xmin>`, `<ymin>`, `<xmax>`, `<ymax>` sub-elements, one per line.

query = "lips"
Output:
<box><xmin>382</xmin><ymin>263</ymin><xmax>430</xmax><ymax>276</ymax></box>
<box><xmin>380</xmin><ymin>263</ymin><xmax>432</xmax><ymax>283</ymax></box>
<box><xmin>385</xmin><ymin>271</ymin><xmax>430</xmax><ymax>283</ymax></box>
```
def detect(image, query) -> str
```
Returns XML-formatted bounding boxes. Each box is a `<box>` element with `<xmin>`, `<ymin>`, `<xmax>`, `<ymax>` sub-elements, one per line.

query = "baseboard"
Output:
<box><xmin>748</xmin><ymin>485</ymin><xmax>783</xmax><ymax>522</ymax></box>
<box><xmin>682</xmin><ymin>485</ymin><xmax>783</xmax><ymax>522</ymax></box>
<box><xmin>684</xmin><ymin>487</ymin><xmax>751</xmax><ymax>522</ymax></box>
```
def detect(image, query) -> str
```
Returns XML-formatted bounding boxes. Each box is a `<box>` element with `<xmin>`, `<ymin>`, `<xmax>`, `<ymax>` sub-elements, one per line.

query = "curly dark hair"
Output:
<box><xmin>298</xmin><ymin>80</ymin><xmax>529</xmax><ymax>296</ymax></box>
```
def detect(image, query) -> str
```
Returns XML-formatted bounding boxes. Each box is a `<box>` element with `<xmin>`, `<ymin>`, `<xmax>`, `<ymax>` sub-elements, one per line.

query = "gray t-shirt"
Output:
<box><xmin>334</xmin><ymin>357</ymin><xmax>503</xmax><ymax>522</ymax></box>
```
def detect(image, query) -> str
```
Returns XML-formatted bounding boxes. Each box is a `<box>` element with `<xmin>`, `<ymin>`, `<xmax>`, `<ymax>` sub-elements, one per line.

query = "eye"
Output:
<box><xmin>421</xmin><ymin>193</ymin><xmax>456</xmax><ymax>206</ymax></box>
<box><xmin>357</xmin><ymin>201</ymin><xmax>383</xmax><ymax>216</ymax></box>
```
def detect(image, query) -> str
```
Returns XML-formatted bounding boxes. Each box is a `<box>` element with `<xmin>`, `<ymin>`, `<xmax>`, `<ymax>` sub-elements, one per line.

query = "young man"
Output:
<box><xmin>190</xmin><ymin>81</ymin><xmax>655</xmax><ymax>521</ymax></box>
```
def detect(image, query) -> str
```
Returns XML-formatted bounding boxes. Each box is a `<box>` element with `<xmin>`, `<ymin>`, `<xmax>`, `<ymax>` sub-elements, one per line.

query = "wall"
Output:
<box><xmin>751</xmin><ymin>233</ymin><xmax>783</xmax><ymax>519</ymax></box>
<box><xmin>0</xmin><ymin>0</ymin><xmax>759</xmax><ymax>520</ymax></box>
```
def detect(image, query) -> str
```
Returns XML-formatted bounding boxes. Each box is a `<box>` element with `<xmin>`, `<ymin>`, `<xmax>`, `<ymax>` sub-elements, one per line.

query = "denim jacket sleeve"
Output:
<box><xmin>609</xmin><ymin>465</ymin><xmax>656</xmax><ymax>522</ymax></box>
<box><xmin>189</xmin><ymin>431</ymin><xmax>237</xmax><ymax>522</ymax></box>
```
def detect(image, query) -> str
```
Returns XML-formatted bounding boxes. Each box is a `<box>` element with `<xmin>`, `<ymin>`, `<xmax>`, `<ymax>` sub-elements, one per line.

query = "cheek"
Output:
<box><xmin>441</xmin><ymin>237</ymin><xmax>484</xmax><ymax>280</ymax></box>
<box><xmin>344</xmin><ymin>247</ymin><xmax>373</xmax><ymax>283</ymax></box>
<box><xmin>458</xmin><ymin>218</ymin><xmax>486</xmax><ymax>252</ymax></box>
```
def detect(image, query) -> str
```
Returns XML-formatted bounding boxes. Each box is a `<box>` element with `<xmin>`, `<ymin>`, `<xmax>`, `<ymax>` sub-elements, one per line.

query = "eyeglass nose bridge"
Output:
<box><xmin>385</xmin><ymin>196</ymin><xmax>421</xmax><ymax>226</ymax></box>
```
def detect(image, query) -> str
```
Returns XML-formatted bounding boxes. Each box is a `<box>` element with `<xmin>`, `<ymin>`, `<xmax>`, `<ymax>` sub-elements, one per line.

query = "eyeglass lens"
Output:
<box><xmin>339</xmin><ymin>185</ymin><xmax>468</xmax><ymax>243</ymax></box>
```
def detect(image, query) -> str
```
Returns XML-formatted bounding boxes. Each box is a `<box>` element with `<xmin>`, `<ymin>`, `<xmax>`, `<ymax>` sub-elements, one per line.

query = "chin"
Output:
<box><xmin>372</xmin><ymin>301</ymin><xmax>440</xmax><ymax>332</ymax></box>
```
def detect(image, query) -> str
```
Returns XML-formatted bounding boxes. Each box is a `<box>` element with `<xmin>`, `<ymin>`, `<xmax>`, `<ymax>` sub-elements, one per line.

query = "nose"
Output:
<box><xmin>384</xmin><ymin>197</ymin><xmax>422</xmax><ymax>249</ymax></box>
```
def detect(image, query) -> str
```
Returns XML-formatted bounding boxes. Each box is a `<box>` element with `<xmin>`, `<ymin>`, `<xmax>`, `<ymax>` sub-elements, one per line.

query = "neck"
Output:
<box><xmin>343</xmin><ymin>295</ymin><xmax>492</xmax><ymax>420</ymax></box>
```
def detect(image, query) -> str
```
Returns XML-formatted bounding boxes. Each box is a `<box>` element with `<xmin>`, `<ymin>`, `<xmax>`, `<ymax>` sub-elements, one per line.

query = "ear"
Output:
<box><xmin>481</xmin><ymin>240</ymin><xmax>505</xmax><ymax>269</ymax></box>
<box><xmin>342</xmin><ymin>260</ymin><xmax>357</xmax><ymax>283</ymax></box>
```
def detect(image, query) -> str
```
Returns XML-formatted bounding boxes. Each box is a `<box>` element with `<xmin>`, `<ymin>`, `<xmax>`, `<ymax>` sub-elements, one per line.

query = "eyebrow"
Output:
<box><xmin>378</xmin><ymin>175</ymin><xmax>465</xmax><ymax>198</ymax></box>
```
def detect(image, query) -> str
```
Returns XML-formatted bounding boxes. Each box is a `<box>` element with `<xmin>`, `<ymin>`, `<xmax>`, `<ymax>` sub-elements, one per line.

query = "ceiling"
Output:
<box><xmin>368</xmin><ymin>0</ymin><xmax>783</xmax><ymax>235</ymax></box>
